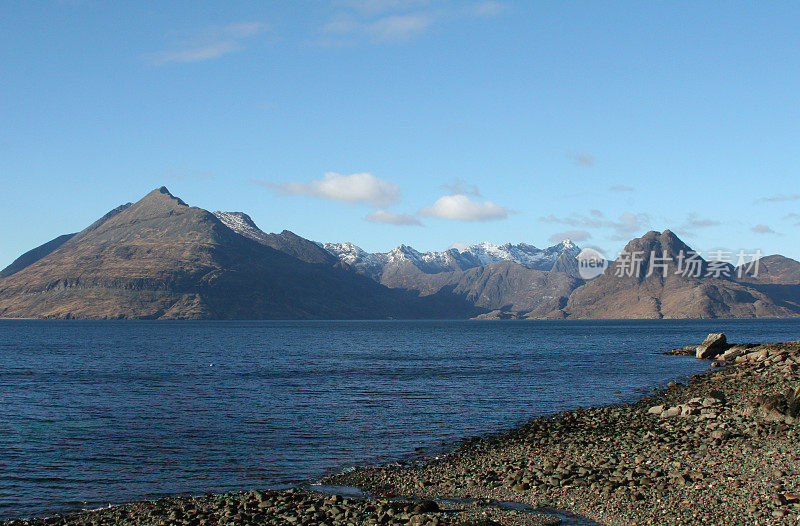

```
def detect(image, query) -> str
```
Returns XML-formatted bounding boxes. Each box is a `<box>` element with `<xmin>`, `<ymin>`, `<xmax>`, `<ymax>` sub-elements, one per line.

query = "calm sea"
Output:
<box><xmin>0</xmin><ymin>319</ymin><xmax>797</xmax><ymax>519</ymax></box>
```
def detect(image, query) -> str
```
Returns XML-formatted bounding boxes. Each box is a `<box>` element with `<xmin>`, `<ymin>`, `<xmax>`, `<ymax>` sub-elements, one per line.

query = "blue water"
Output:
<box><xmin>0</xmin><ymin>319</ymin><xmax>797</xmax><ymax>519</ymax></box>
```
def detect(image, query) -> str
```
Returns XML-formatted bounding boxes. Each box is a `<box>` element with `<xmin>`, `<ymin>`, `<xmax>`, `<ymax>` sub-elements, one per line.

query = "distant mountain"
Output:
<box><xmin>448</xmin><ymin>240</ymin><xmax>581</xmax><ymax>271</ymax></box>
<box><xmin>564</xmin><ymin>230</ymin><xmax>799</xmax><ymax>319</ymax></box>
<box><xmin>733</xmin><ymin>254</ymin><xmax>800</xmax><ymax>314</ymax></box>
<box><xmin>551</xmin><ymin>250</ymin><xmax>580</xmax><ymax>277</ymax></box>
<box><xmin>323</xmin><ymin>239</ymin><xmax>582</xmax><ymax>278</ymax></box>
<box><xmin>0</xmin><ymin>188</ymin><xmax>475</xmax><ymax>319</ymax></box>
<box><xmin>3</xmin><ymin>193</ymin><xmax>798</xmax><ymax>320</ymax></box>
<box><xmin>381</xmin><ymin>260</ymin><xmax>582</xmax><ymax>318</ymax></box>
<box><xmin>318</xmin><ymin>239</ymin><xmax>584</xmax><ymax>314</ymax></box>
<box><xmin>321</xmin><ymin>242</ymin><xmax>388</xmax><ymax>281</ymax></box>
<box><xmin>212</xmin><ymin>212</ymin><xmax>583</xmax><ymax>282</ymax></box>
<box><xmin>736</xmin><ymin>254</ymin><xmax>800</xmax><ymax>285</ymax></box>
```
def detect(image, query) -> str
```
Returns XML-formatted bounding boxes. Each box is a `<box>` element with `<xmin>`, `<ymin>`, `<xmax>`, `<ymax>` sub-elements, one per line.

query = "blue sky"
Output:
<box><xmin>1</xmin><ymin>1</ymin><xmax>799</xmax><ymax>269</ymax></box>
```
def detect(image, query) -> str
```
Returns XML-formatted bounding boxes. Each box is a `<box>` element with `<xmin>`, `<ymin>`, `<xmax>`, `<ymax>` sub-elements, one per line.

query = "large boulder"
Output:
<box><xmin>696</xmin><ymin>333</ymin><xmax>728</xmax><ymax>359</ymax></box>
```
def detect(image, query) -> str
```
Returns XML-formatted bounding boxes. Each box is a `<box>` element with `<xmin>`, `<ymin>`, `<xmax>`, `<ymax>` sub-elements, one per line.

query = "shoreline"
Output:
<box><xmin>325</xmin><ymin>339</ymin><xmax>800</xmax><ymax>525</ymax></box>
<box><xmin>3</xmin><ymin>338</ymin><xmax>799</xmax><ymax>525</ymax></box>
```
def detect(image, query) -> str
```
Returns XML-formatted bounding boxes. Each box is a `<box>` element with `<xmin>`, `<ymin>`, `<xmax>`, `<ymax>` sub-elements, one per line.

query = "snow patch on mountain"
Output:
<box><xmin>445</xmin><ymin>240</ymin><xmax>580</xmax><ymax>269</ymax></box>
<box><xmin>323</xmin><ymin>242</ymin><xmax>388</xmax><ymax>267</ymax></box>
<box><xmin>213</xmin><ymin>211</ymin><xmax>271</xmax><ymax>244</ymax></box>
<box><xmin>324</xmin><ymin>239</ymin><xmax>582</xmax><ymax>277</ymax></box>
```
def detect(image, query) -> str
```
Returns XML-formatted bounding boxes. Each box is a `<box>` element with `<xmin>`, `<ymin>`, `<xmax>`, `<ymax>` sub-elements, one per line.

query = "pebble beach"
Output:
<box><xmin>3</xmin><ymin>336</ymin><xmax>799</xmax><ymax>526</ymax></box>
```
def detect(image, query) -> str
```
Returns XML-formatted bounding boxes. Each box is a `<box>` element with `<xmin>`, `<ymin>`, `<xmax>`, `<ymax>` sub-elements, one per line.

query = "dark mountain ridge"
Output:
<box><xmin>212</xmin><ymin>211</ymin><xmax>338</xmax><ymax>266</ymax></box>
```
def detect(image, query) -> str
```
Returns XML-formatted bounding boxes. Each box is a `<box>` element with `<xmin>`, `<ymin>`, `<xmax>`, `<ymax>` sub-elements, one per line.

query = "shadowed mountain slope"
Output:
<box><xmin>213</xmin><ymin>211</ymin><xmax>338</xmax><ymax>266</ymax></box>
<box><xmin>379</xmin><ymin>260</ymin><xmax>582</xmax><ymax>318</ymax></box>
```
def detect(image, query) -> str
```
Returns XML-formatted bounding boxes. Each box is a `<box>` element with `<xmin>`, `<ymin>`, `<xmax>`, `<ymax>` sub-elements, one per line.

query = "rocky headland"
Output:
<box><xmin>2</xmin><ymin>335</ymin><xmax>799</xmax><ymax>526</ymax></box>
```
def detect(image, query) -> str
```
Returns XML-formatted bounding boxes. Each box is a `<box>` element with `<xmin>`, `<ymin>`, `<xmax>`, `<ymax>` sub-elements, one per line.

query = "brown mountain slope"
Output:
<box><xmin>564</xmin><ymin>230</ymin><xmax>799</xmax><ymax>319</ymax></box>
<box><xmin>0</xmin><ymin>187</ymin><xmax>476</xmax><ymax>320</ymax></box>
<box><xmin>0</xmin><ymin>233</ymin><xmax>76</xmax><ymax>279</ymax></box>
<box><xmin>736</xmin><ymin>254</ymin><xmax>800</xmax><ymax>285</ymax></box>
<box><xmin>734</xmin><ymin>254</ymin><xmax>800</xmax><ymax>313</ymax></box>
<box><xmin>0</xmin><ymin>203</ymin><xmax>133</xmax><ymax>279</ymax></box>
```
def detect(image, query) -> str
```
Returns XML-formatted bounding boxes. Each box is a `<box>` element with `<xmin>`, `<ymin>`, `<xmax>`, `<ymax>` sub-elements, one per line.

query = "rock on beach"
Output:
<box><xmin>695</xmin><ymin>333</ymin><xmax>728</xmax><ymax>359</ymax></box>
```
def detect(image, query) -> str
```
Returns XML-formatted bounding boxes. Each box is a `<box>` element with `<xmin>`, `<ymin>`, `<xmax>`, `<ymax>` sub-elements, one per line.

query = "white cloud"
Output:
<box><xmin>548</xmin><ymin>230</ymin><xmax>591</xmax><ymax>243</ymax></box>
<box><xmin>365</xmin><ymin>14</ymin><xmax>433</xmax><ymax>41</ymax></box>
<box><xmin>224</xmin><ymin>22</ymin><xmax>267</xmax><ymax>38</ymax></box>
<box><xmin>675</xmin><ymin>213</ymin><xmax>721</xmax><ymax>236</ymax></box>
<box><xmin>325</xmin><ymin>12</ymin><xmax>433</xmax><ymax>42</ymax></box>
<box><xmin>751</xmin><ymin>224</ymin><xmax>777</xmax><ymax>235</ymax></box>
<box><xmin>323</xmin><ymin>14</ymin><xmax>361</xmax><ymax>34</ymax></box>
<box><xmin>784</xmin><ymin>213</ymin><xmax>800</xmax><ymax>225</ymax></box>
<box><xmin>468</xmin><ymin>1</ymin><xmax>507</xmax><ymax>16</ymax></box>
<box><xmin>567</xmin><ymin>150</ymin><xmax>594</xmax><ymax>167</ymax></box>
<box><xmin>610</xmin><ymin>212</ymin><xmax>650</xmax><ymax>240</ymax></box>
<box><xmin>366</xmin><ymin>210</ymin><xmax>422</xmax><ymax>225</ymax></box>
<box><xmin>149</xmin><ymin>41</ymin><xmax>240</xmax><ymax>65</ymax></box>
<box><xmin>609</xmin><ymin>185</ymin><xmax>634</xmax><ymax>193</ymax></box>
<box><xmin>541</xmin><ymin>210</ymin><xmax>650</xmax><ymax>240</ymax></box>
<box><xmin>147</xmin><ymin>21</ymin><xmax>267</xmax><ymax>65</ymax></box>
<box><xmin>754</xmin><ymin>194</ymin><xmax>800</xmax><ymax>204</ymax></box>
<box><xmin>540</xmin><ymin>212</ymin><xmax>603</xmax><ymax>229</ymax></box>
<box><xmin>335</xmin><ymin>0</ymin><xmax>430</xmax><ymax>15</ymax></box>
<box><xmin>260</xmin><ymin>172</ymin><xmax>401</xmax><ymax>208</ymax></box>
<box><xmin>419</xmin><ymin>194</ymin><xmax>509</xmax><ymax>222</ymax></box>
<box><xmin>440</xmin><ymin>178</ymin><xmax>482</xmax><ymax>197</ymax></box>
<box><xmin>323</xmin><ymin>0</ymin><xmax>503</xmax><ymax>45</ymax></box>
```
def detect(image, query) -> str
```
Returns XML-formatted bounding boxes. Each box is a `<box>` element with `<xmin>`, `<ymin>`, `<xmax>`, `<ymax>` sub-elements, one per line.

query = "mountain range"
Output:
<box><xmin>2</xmin><ymin>187</ymin><xmax>799</xmax><ymax>320</ymax></box>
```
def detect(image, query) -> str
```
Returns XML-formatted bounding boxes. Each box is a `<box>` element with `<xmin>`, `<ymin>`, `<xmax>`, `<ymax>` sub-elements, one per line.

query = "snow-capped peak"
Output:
<box><xmin>445</xmin><ymin>240</ymin><xmax>577</xmax><ymax>269</ymax></box>
<box><xmin>323</xmin><ymin>242</ymin><xmax>370</xmax><ymax>263</ymax></box>
<box><xmin>323</xmin><ymin>241</ymin><xmax>388</xmax><ymax>279</ymax></box>
<box><xmin>324</xmin><ymin>238</ymin><xmax>582</xmax><ymax>277</ymax></box>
